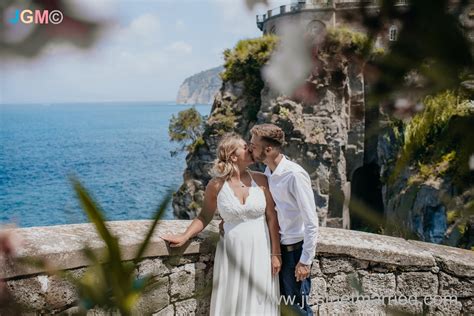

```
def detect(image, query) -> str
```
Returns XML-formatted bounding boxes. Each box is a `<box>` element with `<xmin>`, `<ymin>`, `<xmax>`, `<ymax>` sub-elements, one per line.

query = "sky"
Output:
<box><xmin>1</xmin><ymin>0</ymin><xmax>289</xmax><ymax>104</ymax></box>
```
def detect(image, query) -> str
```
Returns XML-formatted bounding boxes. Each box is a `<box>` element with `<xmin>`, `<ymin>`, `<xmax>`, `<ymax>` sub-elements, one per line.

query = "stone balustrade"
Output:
<box><xmin>2</xmin><ymin>220</ymin><xmax>474</xmax><ymax>315</ymax></box>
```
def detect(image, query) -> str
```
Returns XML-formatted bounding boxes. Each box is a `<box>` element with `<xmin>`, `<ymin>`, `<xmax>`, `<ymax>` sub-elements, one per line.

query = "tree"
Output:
<box><xmin>168</xmin><ymin>107</ymin><xmax>206</xmax><ymax>156</ymax></box>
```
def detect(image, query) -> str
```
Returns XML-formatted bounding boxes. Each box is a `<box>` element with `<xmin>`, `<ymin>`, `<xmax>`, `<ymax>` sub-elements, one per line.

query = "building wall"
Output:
<box><xmin>263</xmin><ymin>9</ymin><xmax>334</xmax><ymax>35</ymax></box>
<box><xmin>260</xmin><ymin>3</ymin><xmax>400</xmax><ymax>47</ymax></box>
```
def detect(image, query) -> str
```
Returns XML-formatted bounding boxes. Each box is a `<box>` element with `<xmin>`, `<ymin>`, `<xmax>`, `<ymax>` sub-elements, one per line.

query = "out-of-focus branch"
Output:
<box><xmin>1</xmin><ymin>0</ymin><xmax>107</xmax><ymax>58</ymax></box>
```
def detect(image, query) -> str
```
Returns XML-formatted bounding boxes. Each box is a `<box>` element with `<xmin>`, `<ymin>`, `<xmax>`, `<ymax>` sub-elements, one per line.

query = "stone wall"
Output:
<box><xmin>2</xmin><ymin>220</ymin><xmax>474</xmax><ymax>315</ymax></box>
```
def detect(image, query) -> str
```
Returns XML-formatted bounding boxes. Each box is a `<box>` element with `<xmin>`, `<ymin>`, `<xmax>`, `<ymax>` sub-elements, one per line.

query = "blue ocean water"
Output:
<box><xmin>0</xmin><ymin>102</ymin><xmax>211</xmax><ymax>227</ymax></box>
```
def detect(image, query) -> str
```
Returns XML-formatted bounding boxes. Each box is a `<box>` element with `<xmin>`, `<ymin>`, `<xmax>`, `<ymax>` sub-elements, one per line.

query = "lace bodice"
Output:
<box><xmin>216</xmin><ymin>179</ymin><xmax>266</xmax><ymax>224</ymax></box>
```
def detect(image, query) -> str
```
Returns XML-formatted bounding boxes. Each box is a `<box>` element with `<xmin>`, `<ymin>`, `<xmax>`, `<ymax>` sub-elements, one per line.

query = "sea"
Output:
<box><xmin>0</xmin><ymin>102</ymin><xmax>211</xmax><ymax>227</ymax></box>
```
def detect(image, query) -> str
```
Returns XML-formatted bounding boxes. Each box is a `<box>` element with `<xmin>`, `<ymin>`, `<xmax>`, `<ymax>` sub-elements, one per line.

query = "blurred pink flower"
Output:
<box><xmin>0</xmin><ymin>225</ymin><xmax>22</xmax><ymax>259</ymax></box>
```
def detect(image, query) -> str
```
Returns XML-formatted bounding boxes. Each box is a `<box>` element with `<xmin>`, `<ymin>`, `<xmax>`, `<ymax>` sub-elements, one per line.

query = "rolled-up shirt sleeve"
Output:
<box><xmin>290</xmin><ymin>171</ymin><xmax>319</xmax><ymax>265</ymax></box>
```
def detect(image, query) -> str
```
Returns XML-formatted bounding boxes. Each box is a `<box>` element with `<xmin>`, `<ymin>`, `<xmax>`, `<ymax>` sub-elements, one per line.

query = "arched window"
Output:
<box><xmin>389</xmin><ymin>25</ymin><xmax>398</xmax><ymax>41</ymax></box>
<box><xmin>305</xmin><ymin>20</ymin><xmax>326</xmax><ymax>45</ymax></box>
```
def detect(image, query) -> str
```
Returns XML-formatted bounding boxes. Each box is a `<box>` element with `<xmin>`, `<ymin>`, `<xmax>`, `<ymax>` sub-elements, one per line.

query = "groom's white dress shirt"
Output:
<box><xmin>264</xmin><ymin>155</ymin><xmax>319</xmax><ymax>265</ymax></box>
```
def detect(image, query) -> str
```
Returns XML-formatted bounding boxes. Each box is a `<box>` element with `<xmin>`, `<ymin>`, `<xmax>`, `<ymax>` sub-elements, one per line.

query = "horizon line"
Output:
<box><xmin>0</xmin><ymin>100</ymin><xmax>213</xmax><ymax>106</ymax></box>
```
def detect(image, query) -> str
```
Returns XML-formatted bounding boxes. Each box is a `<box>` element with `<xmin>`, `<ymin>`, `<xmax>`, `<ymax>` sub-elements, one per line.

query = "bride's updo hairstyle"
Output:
<box><xmin>210</xmin><ymin>132</ymin><xmax>244</xmax><ymax>180</ymax></box>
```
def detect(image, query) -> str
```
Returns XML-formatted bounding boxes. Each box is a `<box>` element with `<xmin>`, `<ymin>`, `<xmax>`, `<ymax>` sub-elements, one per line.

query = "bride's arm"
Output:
<box><xmin>262</xmin><ymin>178</ymin><xmax>282</xmax><ymax>276</ymax></box>
<box><xmin>262</xmin><ymin>182</ymin><xmax>281</xmax><ymax>256</ymax></box>
<box><xmin>252</xmin><ymin>172</ymin><xmax>281</xmax><ymax>275</ymax></box>
<box><xmin>161</xmin><ymin>178</ymin><xmax>221</xmax><ymax>247</ymax></box>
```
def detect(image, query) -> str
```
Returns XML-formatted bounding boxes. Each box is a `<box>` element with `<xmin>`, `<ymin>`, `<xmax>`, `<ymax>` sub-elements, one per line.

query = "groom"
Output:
<box><xmin>248</xmin><ymin>123</ymin><xmax>319</xmax><ymax>315</ymax></box>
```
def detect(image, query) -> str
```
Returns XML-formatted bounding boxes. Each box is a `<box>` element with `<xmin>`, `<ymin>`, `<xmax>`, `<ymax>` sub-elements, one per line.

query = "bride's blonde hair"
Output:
<box><xmin>210</xmin><ymin>132</ymin><xmax>244</xmax><ymax>180</ymax></box>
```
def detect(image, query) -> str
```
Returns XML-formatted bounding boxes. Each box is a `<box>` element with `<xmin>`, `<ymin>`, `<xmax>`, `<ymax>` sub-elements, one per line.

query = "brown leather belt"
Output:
<box><xmin>281</xmin><ymin>240</ymin><xmax>303</xmax><ymax>252</ymax></box>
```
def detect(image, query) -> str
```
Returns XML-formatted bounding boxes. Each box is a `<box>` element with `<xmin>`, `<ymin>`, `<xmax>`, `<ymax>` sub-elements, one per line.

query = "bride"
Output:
<box><xmin>161</xmin><ymin>132</ymin><xmax>281</xmax><ymax>315</ymax></box>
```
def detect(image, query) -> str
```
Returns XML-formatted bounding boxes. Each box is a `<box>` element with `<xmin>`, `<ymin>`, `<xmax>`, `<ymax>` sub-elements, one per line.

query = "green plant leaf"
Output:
<box><xmin>70</xmin><ymin>176</ymin><xmax>123</xmax><ymax>268</ymax></box>
<box><xmin>134</xmin><ymin>192</ymin><xmax>172</xmax><ymax>263</ymax></box>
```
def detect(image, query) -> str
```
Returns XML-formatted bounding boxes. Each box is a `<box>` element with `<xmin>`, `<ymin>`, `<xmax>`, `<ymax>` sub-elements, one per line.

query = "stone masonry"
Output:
<box><xmin>2</xmin><ymin>221</ymin><xmax>474</xmax><ymax>315</ymax></box>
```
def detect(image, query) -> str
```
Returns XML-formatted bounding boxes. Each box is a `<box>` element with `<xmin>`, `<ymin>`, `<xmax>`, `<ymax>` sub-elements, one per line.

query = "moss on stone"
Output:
<box><xmin>325</xmin><ymin>27</ymin><xmax>382</xmax><ymax>57</ymax></box>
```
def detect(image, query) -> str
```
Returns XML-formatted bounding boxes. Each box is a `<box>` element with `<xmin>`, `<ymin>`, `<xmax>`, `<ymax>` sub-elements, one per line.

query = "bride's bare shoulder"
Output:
<box><xmin>206</xmin><ymin>177</ymin><xmax>225</xmax><ymax>194</ymax></box>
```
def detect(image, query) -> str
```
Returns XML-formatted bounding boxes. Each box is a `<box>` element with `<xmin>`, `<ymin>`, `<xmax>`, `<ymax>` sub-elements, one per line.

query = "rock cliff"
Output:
<box><xmin>172</xmin><ymin>31</ymin><xmax>473</xmax><ymax>249</ymax></box>
<box><xmin>176</xmin><ymin>66</ymin><xmax>224</xmax><ymax>105</ymax></box>
<box><xmin>377</xmin><ymin>107</ymin><xmax>474</xmax><ymax>248</ymax></box>
<box><xmin>172</xmin><ymin>33</ymin><xmax>366</xmax><ymax>229</ymax></box>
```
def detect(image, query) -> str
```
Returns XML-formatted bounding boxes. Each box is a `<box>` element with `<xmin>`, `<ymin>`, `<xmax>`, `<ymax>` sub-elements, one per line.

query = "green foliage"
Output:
<box><xmin>221</xmin><ymin>35</ymin><xmax>278</xmax><ymax>82</ymax></box>
<box><xmin>384</xmin><ymin>90</ymin><xmax>473</xmax><ymax>248</ymax></box>
<box><xmin>361</xmin><ymin>0</ymin><xmax>473</xmax><ymax>103</ymax></box>
<box><xmin>221</xmin><ymin>35</ymin><xmax>278</xmax><ymax>121</ymax></box>
<box><xmin>70</xmin><ymin>177</ymin><xmax>171</xmax><ymax>314</ymax></box>
<box><xmin>391</xmin><ymin>90</ymin><xmax>471</xmax><ymax>184</ymax></box>
<box><xmin>169</xmin><ymin>107</ymin><xmax>205</xmax><ymax>156</ymax></box>
<box><xmin>211</xmin><ymin>104</ymin><xmax>237</xmax><ymax>135</ymax></box>
<box><xmin>188</xmin><ymin>201</ymin><xmax>199</xmax><ymax>211</ymax></box>
<box><xmin>189</xmin><ymin>136</ymin><xmax>205</xmax><ymax>153</ymax></box>
<box><xmin>20</xmin><ymin>178</ymin><xmax>171</xmax><ymax>315</ymax></box>
<box><xmin>407</xmin><ymin>151</ymin><xmax>456</xmax><ymax>185</ymax></box>
<box><xmin>325</xmin><ymin>27</ymin><xmax>372</xmax><ymax>55</ymax></box>
<box><xmin>444</xmin><ymin>189</ymin><xmax>474</xmax><ymax>249</ymax></box>
<box><xmin>389</xmin><ymin>118</ymin><xmax>404</xmax><ymax>141</ymax></box>
<box><xmin>278</xmin><ymin>107</ymin><xmax>291</xmax><ymax>119</ymax></box>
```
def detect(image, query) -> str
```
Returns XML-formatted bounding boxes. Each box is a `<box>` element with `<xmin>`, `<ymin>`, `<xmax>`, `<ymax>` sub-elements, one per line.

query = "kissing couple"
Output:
<box><xmin>162</xmin><ymin>123</ymin><xmax>319</xmax><ymax>315</ymax></box>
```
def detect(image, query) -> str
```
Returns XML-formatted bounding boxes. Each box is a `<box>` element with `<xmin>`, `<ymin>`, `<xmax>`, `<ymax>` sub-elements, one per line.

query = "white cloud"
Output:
<box><xmin>105</xmin><ymin>13</ymin><xmax>161</xmax><ymax>47</ymax></box>
<box><xmin>165</xmin><ymin>41</ymin><xmax>192</xmax><ymax>55</ymax></box>
<box><xmin>129</xmin><ymin>13</ymin><xmax>160</xmax><ymax>37</ymax></box>
<box><xmin>3</xmin><ymin>2</ymin><xmax>269</xmax><ymax>103</ymax></box>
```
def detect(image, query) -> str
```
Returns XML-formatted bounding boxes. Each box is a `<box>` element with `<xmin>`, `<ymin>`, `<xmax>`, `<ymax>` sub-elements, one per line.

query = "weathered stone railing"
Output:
<box><xmin>2</xmin><ymin>220</ymin><xmax>474</xmax><ymax>315</ymax></box>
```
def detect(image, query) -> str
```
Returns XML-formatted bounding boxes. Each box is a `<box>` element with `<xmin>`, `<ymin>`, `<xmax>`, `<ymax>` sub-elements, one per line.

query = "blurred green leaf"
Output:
<box><xmin>134</xmin><ymin>192</ymin><xmax>172</xmax><ymax>263</ymax></box>
<box><xmin>63</xmin><ymin>177</ymin><xmax>172</xmax><ymax>314</ymax></box>
<box><xmin>70</xmin><ymin>177</ymin><xmax>123</xmax><ymax>266</ymax></box>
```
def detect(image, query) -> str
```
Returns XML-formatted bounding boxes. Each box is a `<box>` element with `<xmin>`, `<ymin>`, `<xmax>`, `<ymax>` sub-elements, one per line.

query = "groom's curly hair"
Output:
<box><xmin>250</xmin><ymin>124</ymin><xmax>285</xmax><ymax>148</ymax></box>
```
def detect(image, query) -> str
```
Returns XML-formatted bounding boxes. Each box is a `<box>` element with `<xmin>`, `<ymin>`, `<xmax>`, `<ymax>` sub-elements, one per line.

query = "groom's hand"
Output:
<box><xmin>295</xmin><ymin>262</ymin><xmax>310</xmax><ymax>282</ymax></box>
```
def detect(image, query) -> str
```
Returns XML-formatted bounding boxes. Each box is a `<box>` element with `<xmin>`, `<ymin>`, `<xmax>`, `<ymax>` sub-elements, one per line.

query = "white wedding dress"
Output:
<box><xmin>209</xmin><ymin>177</ymin><xmax>280</xmax><ymax>315</ymax></box>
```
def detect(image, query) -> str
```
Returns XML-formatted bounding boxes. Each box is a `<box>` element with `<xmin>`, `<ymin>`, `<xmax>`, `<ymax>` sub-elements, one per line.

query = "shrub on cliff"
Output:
<box><xmin>208</xmin><ymin>103</ymin><xmax>237</xmax><ymax>135</ymax></box>
<box><xmin>169</xmin><ymin>107</ymin><xmax>206</xmax><ymax>156</ymax></box>
<box><xmin>391</xmin><ymin>90</ymin><xmax>472</xmax><ymax>187</ymax></box>
<box><xmin>221</xmin><ymin>35</ymin><xmax>278</xmax><ymax>121</ymax></box>
<box><xmin>325</xmin><ymin>27</ymin><xmax>383</xmax><ymax>56</ymax></box>
<box><xmin>221</xmin><ymin>35</ymin><xmax>278</xmax><ymax>83</ymax></box>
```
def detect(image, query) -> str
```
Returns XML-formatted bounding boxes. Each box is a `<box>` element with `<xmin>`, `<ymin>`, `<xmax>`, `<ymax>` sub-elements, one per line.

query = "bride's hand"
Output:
<box><xmin>161</xmin><ymin>233</ymin><xmax>189</xmax><ymax>247</ymax></box>
<box><xmin>271</xmin><ymin>255</ymin><xmax>282</xmax><ymax>276</ymax></box>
